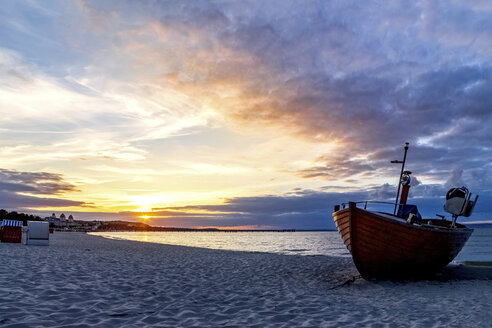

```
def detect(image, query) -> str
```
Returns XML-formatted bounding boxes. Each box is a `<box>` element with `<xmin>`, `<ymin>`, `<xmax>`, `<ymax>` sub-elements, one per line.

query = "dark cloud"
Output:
<box><xmin>367</xmin><ymin>183</ymin><xmax>396</xmax><ymax>200</ymax></box>
<box><xmin>0</xmin><ymin>169</ymin><xmax>85</xmax><ymax>209</ymax></box>
<box><xmin>0</xmin><ymin>191</ymin><xmax>85</xmax><ymax>209</ymax></box>
<box><xmin>150</xmin><ymin>190</ymin><xmax>366</xmax><ymax>230</ymax></box>
<box><xmin>25</xmin><ymin>184</ymin><xmax>487</xmax><ymax>229</ymax></box>
<box><xmin>0</xmin><ymin>169</ymin><xmax>79</xmax><ymax>195</ymax></box>
<box><xmin>80</xmin><ymin>2</ymin><xmax>492</xmax><ymax>175</ymax></box>
<box><xmin>297</xmin><ymin>153</ymin><xmax>377</xmax><ymax>181</ymax></box>
<box><xmin>146</xmin><ymin>182</ymin><xmax>488</xmax><ymax>228</ymax></box>
<box><xmin>196</xmin><ymin>3</ymin><xmax>492</xmax><ymax>149</ymax></box>
<box><xmin>103</xmin><ymin>0</ymin><xmax>492</xmax><ymax>194</ymax></box>
<box><xmin>150</xmin><ymin>188</ymin><xmax>404</xmax><ymax>229</ymax></box>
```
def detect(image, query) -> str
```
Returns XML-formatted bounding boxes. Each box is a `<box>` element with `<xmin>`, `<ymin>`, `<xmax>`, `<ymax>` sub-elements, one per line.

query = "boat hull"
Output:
<box><xmin>333</xmin><ymin>203</ymin><xmax>473</xmax><ymax>279</ymax></box>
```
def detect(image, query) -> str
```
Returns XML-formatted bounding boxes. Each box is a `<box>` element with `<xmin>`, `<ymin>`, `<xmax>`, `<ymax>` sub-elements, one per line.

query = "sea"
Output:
<box><xmin>91</xmin><ymin>228</ymin><xmax>492</xmax><ymax>264</ymax></box>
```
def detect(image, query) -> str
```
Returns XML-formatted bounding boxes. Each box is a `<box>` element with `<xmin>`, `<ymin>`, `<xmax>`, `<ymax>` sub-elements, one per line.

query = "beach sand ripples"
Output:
<box><xmin>1</xmin><ymin>233</ymin><xmax>491</xmax><ymax>327</ymax></box>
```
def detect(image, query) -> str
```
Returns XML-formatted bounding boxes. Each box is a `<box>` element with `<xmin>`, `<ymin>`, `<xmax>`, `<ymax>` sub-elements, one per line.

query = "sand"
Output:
<box><xmin>0</xmin><ymin>232</ymin><xmax>491</xmax><ymax>327</ymax></box>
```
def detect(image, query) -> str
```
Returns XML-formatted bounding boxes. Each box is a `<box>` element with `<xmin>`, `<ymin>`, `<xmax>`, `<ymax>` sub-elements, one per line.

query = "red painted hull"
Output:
<box><xmin>333</xmin><ymin>204</ymin><xmax>473</xmax><ymax>279</ymax></box>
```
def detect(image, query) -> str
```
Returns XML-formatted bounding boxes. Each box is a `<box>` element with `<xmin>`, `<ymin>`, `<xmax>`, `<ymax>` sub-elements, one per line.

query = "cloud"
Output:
<box><xmin>367</xmin><ymin>183</ymin><xmax>396</xmax><ymax>200</ymax></box>
<box><xmin>25</xmin><ymin>182</ymin><xmax>490</xmax><ymax>229</ymax></box>
<box><xmin>6</xmin><ymin>2</ymin><xmax>491</xmax><ymax>159</ymax></box>
<box><xmin>445</xmin><ymin>167</ymin><xmax>465</xmax><ymax>189</ymax></box>
<box><xmin>148</xmin><ymin>189</ymin><xmax>370</xmax><ymax>229</ymax></box>
<box><xmin>72</xmin><ymin>0</ymin><xmax>492</xmax><ymax>189</ymax></box>
<box><xmin>2</xmin><ymin>0</ymin><xmax>492</xmax><ymax>222</ymax></box>
<box><xmin>126</xmin><ymin>182</ymin><xmax>489</xmax><ymax>228</ymax></box>
<box><xmin>0</xmin><ymin>168</ymin><xmax>86</xmax><ymax>209</ymax></box>
<box><xmin>297</xmin><ymin>153</ymin><xmax>376</xmax><ymax>181</ymax></box>
<box><xmin>0</xmin><ymin>169</ymin><xmax>79</xmax><ymax>195</ymax></box>
<box><xmin>147</xmin><ymin>182</ymin><xmax>491</xmax><ymax>228</ymax></box>
<box><xmin>0</xmin><ymin>191</ymin><xmax>85</xmax><ymax>210</ymax></box>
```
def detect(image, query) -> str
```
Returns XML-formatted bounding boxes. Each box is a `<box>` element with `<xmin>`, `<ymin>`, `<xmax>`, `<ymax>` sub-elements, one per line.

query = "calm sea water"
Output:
<box><xmin>454</xmin><ymin>228</ymin><xmax>492</xmax><ymax>263</ymax></box>
<box><xmin>91</xmin><ymin>228</ymin><xmax>492</xmax><ymax>264</ymax></box>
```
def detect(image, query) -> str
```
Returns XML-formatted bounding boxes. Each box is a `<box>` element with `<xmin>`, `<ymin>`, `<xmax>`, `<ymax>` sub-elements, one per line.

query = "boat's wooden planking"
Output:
<box><xmin>333</xmin><ymin>208</ymin><xmax>352</xmax><ymax>252</ymax></box>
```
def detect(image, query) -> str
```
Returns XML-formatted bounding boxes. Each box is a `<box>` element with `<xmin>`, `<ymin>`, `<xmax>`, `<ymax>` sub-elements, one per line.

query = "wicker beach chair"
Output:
<box><xmin>0</xmin><ymin>220</ymin><xmax>23</xmax><ymax>243</ymax></box>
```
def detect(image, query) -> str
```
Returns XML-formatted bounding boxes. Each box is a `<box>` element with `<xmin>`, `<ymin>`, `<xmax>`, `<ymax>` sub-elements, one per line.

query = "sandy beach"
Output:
<box><xmin>1</xmin><ymin>232</ymin><xmax>491</xmax><ymax>327</ymax></box>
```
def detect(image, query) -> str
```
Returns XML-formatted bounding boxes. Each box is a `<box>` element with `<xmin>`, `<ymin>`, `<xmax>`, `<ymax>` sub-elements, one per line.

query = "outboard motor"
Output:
<box><xmin>444</xmin><ymin>186</ymin><xmax>479</xmax><ymax>227</ymax></box>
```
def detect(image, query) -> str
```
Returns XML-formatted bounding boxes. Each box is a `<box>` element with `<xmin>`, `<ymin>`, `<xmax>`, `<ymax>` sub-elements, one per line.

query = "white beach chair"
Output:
<box><xmin>26</xmin><ymin>221</ymin><xmax>50</xmax><ymax>246</ymax></box>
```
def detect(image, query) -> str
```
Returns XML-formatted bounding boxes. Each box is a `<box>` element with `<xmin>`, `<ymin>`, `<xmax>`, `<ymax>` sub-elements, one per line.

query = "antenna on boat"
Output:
<box><xmin>391</xmin><ymin>142</ymin><xmax>409</xmax><ymax>215</ymax></box>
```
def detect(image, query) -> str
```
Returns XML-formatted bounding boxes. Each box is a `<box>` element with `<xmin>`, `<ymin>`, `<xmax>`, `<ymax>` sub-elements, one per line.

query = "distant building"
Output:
<box><xmin>45</xmin><ymin>213</ymin><xmax>70</xmax><ymax>227</ymax></box>
<box><xmin>43</xmin><ymin>213</ymin><xmax>100</xmax><ymax>231</ymax></box>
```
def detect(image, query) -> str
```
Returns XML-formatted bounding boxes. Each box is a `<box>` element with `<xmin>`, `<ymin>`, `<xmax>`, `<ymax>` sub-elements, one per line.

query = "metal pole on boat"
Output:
<box><xmin>391</xmin><ymin>142</ymin><xmax>409</xmax><ymax>215</ymax></box>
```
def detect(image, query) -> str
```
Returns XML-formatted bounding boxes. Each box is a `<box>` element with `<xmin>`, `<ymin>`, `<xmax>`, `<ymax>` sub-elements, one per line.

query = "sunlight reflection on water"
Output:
<box><xmin>90</xmin><ymin>231</ymin><xmax>352</xmax><ymax>257</ymax></box>
<box><xmin>91</xmin><ymin>228</ymin><xmax>492</xmax><ymax>263</ymax></box>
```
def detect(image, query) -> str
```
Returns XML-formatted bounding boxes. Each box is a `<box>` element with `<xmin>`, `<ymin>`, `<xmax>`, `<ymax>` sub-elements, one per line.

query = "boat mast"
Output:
<box><xmin>391</xmin><ymin>142</ymin><xmax>409</xmax><ymax>215</ymax></box>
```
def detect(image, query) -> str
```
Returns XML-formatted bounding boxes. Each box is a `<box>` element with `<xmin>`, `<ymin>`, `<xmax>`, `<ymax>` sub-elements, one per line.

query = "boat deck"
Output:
<box><xmin>370</xmin><ymin>211</ymin><xmax>471</xmax><ymax>232</ymax></box>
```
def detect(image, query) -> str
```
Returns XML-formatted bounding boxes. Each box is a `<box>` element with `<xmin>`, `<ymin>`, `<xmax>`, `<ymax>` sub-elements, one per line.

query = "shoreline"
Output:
<box><xmin>1</xmin><ymin>232</ymin><xmax>491</xmax><ymax>327</ymax></box>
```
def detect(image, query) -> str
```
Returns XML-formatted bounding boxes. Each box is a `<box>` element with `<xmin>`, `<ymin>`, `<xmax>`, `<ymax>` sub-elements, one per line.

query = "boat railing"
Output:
<box><xmin>340</xmin><ymin>200</ymin><xmax>402</xmax><ymax>211</ymax></box>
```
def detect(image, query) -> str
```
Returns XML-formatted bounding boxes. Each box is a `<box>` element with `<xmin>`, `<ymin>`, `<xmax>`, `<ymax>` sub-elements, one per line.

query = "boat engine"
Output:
<box><xmin>444</xmin><ymin>186</ymin><xmax>479</xmax><ymax>218</ymax></box>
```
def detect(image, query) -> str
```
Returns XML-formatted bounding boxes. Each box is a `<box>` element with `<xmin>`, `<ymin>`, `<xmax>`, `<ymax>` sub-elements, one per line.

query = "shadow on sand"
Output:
<box><xmin>343</xmin><ymin>263</ymin><xmax>492</xmax><ymax>284</ymax></box>
<box><xmin>437</xmin><ymin>263</ymin><xmax>492</xmax><ymax>281</ymax></box>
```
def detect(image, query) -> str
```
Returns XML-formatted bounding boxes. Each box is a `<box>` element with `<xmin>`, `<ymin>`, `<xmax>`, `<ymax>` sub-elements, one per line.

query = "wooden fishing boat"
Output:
<box><xmin>333</xmin><ymin>143</ymin><xmax>478</xmax><ymax>279</ymax></box>
<box><xmin>333</xmin><ymin>202</ymin><xmax>473</xmax><ymax>278</ymax></box>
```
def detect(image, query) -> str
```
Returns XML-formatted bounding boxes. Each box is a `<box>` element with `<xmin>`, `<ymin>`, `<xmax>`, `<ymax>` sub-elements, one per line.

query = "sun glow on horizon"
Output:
<box><xmin>129</xmin><ymin>194</ymin><xmax>173</xmax><ymax>213</ymax></box>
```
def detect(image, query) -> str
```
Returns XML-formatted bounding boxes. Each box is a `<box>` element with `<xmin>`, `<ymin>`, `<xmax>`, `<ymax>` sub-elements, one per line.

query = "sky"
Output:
<box><xmin>1</xmin><ymin>0</ymin><xmax>492</xmax><ymax>229</ymax></box>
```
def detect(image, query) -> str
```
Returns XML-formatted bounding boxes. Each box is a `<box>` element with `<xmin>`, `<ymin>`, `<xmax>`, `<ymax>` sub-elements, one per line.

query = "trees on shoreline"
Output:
<box><xmin>0</xmin><ymin>209</ymin><xmax>42</xmax><ymax>226</ymax></box>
